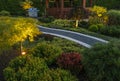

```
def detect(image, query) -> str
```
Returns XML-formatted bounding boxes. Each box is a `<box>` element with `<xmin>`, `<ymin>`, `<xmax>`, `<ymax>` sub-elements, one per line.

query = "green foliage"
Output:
<box><xmin>89</xmin><ymin>6</ymin><xmax>108</xmax><ymax>25</ymax></box>
<box><xmin>78</xmin><ymin>21</ymin><xmax>90</xmax><ymax>29</ymax></box>
<box><xmin>90</xmin><ymin>5</ymin><xmax>107</xmax><ymax>17</ymax></box>
<box><xmin>43</xmin><ymin>68</ymin><xmax>78</xmax><ymax>81</ymax></box>
<box><xmin>50</xmin><ymin>19</ymin><xmax>73</xmax><ymax>27</ymax></box>
<box><xmin>93</xmin><ymin>0</ymin><xmax>120</xmax><ymax>9</ymax></box>
<box><xmin>0</xmin><ymin>0</ymin><xmax>45</xmax><ymax>16</ymax></box>
<box><xmin>82</xmin><ymin>40</ymin><xmax>120</xmax><ymax>81</ymax></box>
<box><xmin>0</xmin><ymin>10</ymin><xmax>10</xmax><ymax>16</ymax></box>
<box><xmin>39</xmin><ymin>16</ymin><xmax>55</xmax><ymax>23</ymax></box>
<box><xmin>0</xmin><ymin>17</ymin><xmax>40</xmax><ymax>53</ymax></box>
<box><xmin>107</xmin><ymin>10</ymin><xmax>120</xmax><ymax>25</ymax></box>
<box><xmin>31</xmin><ymin>42</ymin><xmax>62</xmax><ymax>65</ymax></box>
<box><xmin>88</xmin><ymin>24</ymin><xmax>98</xmax><ymax>32</ymax></box>
<box><xmin>4</xmin><ymin>55</ymin><xmax>48</xmax><ymax>81</ymax></box>
<box><xmin>100</xmin><ymin>25</ymin><xmax>120</xmax><ymax>38</ymax></box>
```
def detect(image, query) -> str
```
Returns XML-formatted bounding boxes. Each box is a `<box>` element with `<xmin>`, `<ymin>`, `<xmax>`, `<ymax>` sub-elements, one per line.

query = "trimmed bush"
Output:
<box><xmin>4</xmin><ymin>55</ymin><xmax>48</xmax><ymax>81</ymax></box>
<box><xmin>43</xmin><ymin>68</ymin><xmax>78</xmax><ymax>81</ymax></box>
<box><xmin>107</xmin><ymin>10</ymin><xmax>120</xmax><ymax>25</ymax></box>
<box><xmin>31</xmin><ymin>42</ymin><xmax>62</xmax><ymax>65</ymax></box>
<box><xmin>0</xmin><ymin>10</ymin><xmax>10</xmax><ymax>16</ymax></box>
<box><xmin>88</xmin><ymin>24</ymin><xmax>98</xmax><ymax>32</ymax></box>
<box><xmin>57</xmin><ymin>52</ymin><xmax>82</xmax><ymax>74</ymax></box>
<box><xmin>82</xmin><ymin>40</ymin><xmax>120</xmax><ymax>81</ymax></box>
<box><xmin>78</xmin><ymin>21</ymin><xmax>90</xmax><ymax>29</ymax></box>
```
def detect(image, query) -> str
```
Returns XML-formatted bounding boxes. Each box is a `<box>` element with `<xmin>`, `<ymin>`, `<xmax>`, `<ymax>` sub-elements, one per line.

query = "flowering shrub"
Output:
<box><xmin>57</xmin><ymin>52</ymin><xmax>82</xmax><ymax>74</ymax></box>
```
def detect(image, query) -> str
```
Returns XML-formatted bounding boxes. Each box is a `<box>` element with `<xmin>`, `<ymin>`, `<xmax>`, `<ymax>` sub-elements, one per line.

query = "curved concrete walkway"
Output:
<box><xmin>38</xmin><ymin>26</ymin><xmax>108</xmax><ymax>48</ymax></box>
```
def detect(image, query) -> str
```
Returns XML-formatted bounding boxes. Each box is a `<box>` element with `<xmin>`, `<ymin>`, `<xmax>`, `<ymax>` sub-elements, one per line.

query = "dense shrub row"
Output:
<box><xmin>50</xmin><ymin>19</ymin><xmax>73</xmax><ymax>28</ymax></box>
<box><xmin>4</xmin><ymin>55</ymin><xmax>78</xmax><ymax>81</ymax></box>
<box><xmin>82</xmin><ymin>40</ymin><xmax>120</xmax><ymax>81</ymax></box>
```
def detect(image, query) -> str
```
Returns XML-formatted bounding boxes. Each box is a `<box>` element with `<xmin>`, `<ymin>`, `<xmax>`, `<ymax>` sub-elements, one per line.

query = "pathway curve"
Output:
<box><xmin>38</xmin><ymin>26</ymin><xmax>108</xmax><ymax>48</ymax></box>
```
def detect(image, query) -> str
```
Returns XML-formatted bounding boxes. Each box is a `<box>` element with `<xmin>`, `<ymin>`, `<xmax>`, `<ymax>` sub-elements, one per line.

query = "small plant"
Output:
<box><xmin>0</xmin><ymin>10</ymin><xmax>10</xmax><ymax>16</ymax></box>
<box><xmin>78</xmin><ymin>21</ymin><xmax>90</xmax><ymax>29</ymax></box>
<box><xmin>57</xmin><ymin>52</ymin><xmax>82</xmax><ymax>74</ymax></box>
<box><xmin>82</xmin><ymin>40</ymin><xmax>120</xmax><ymax>81</ymax></box>
<box><xmin>88</xmin><ymin>24</ymin><xmax>98</xmax><ymax>32</ymax></box>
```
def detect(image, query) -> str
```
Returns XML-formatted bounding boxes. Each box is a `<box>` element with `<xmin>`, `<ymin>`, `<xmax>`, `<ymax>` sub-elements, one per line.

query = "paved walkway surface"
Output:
<box><xmin>38</xmin><ymin>26</ymin><xmax>108</xmax><ymax>48</ymax></box>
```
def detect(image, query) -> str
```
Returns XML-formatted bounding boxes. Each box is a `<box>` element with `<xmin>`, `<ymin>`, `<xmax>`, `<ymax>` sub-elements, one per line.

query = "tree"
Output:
<box><xmin>0</xmin><ymin>17</ymin><xmax>40</xmax><ymax>54</ymax></box>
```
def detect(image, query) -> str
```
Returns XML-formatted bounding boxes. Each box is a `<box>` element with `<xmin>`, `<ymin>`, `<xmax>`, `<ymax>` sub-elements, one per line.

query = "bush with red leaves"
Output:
<box><xmin>57</xmin><ymin>52</ymin><xmax>82</xmax><ymax>74</ymax></box>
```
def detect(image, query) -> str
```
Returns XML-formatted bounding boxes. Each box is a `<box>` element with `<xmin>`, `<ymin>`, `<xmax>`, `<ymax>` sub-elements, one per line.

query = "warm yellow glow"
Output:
<box><xmin>22</xmin><ymin>51</ymin><xmax>26</xmax><ymax>55</ymax></box>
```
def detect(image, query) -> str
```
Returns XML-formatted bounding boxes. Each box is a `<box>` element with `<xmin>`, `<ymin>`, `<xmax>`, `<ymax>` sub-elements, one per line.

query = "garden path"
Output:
<box><xmin>38</xmin><ymin>26</ymin><xmax>108</xmax><ymax>48</ymax></box>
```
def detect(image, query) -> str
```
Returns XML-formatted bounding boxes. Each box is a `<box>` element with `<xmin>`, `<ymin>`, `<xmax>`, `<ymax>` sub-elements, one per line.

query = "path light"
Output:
<box><xmin>22</xmin><ymin>51</ymin><xmax>26</xmax><ymax>55</ymax></box>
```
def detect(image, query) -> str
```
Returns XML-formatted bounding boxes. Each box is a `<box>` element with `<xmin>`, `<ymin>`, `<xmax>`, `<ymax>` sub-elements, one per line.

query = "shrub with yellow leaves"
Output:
<box><xmin>21</xmin><ymin>0</ymin><xmax>33</xmax><ymax>10</ymax></box>
<box><xmin>89</xmin><ymin>5</ymin><xmax>108</xmax><ymax>25</ymax></box>
<box><xmin>90</xmin><ymin>5</ymin><xmax>107</xmax><ymax>17</ymax></box>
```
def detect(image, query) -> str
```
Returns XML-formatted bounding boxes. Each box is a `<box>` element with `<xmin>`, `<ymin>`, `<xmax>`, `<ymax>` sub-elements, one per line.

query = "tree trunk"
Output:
<box><xmin>75</xmin><ymin>19</ymin><xmax>78</xmax><ymax>27</ymax></box>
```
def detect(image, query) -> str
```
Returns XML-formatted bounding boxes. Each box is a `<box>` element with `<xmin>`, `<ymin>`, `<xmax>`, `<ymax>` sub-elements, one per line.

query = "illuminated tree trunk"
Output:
<box><xmin>75</xmin><ymin>19</ymin><xmax>78</xmax><ymax>28</ymax></box>
<box><xmin>20</xmin><ymin>41</ymin><xmax>23</xmax><ymax>55</ymax></box>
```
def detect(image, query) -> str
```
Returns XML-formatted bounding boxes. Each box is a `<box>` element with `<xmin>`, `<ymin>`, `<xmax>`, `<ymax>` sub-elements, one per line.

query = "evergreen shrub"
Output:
<box><xmin>31</xmin><ymin>42</ymin><xmax>62</xmax><ymax>65</ymax></box>
<box><xmin>82</xmin><ymin>40</ymin><xmax>120</xmax><ymax>81</ymax></box>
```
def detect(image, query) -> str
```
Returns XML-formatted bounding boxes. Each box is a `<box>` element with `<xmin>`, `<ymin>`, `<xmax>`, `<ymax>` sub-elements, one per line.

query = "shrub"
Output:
<box><xmin>57</xmin><ymin>52</ymin><xmax>82</xmax><ymax>74</ymax></box>
<box><xmin>0</xmin><ymin>10</ymin><xmax>10</xmax><ymax>16</ymax></box>
<box><xmin>39</xmin><ymin>16</ymin><xmax>55</xmax><ymax>23</ymax></box>
<box><xmin>31</xmin><ymin>42</ymin><xmax>62</xmax><ymax>65</ymax></box>
<box><xmin>78</xmin><ymin>21</ymin><xmax>90</xmax><ymax>29</ymax></box>
<box><xmin>35</xmin><ymin>34</ymin><xmax>54</xmax><ymax>41</ymax></box>
<box><xmin>88</xmin><ymin>24</ymin><xmax>98</xmax><ymax>32</ymax></box>
<box><xmin>107</xmin><ymin>10</ymin><xmax>120</xmax><ymax>25</ymax></box>
<box><xmin>97</xmin><ymin>23</ymin><xmax>105</xmax><ymax>31</ymax></box>
<box><xmin>4</xmin><ymin>55</ymin><xmax>48</xmax><ymax>81</ymax></box>
<box><xmin>90</xmin><ymin>5</ymin><xmax>107</xmax><ymax>17</ymax></box>
<box><xmin>100</xmin><ymin>25</ymin><xmax>120</xmax><ymax>38</ymax></box>
<box><xmin>43</xmin><ymin>68</ymin><xmax>78</xmax><ymax>81</ymax></box>
<box><xmin>82</xmin><ymin>40</ymin><xmax>120</xmax><ymax>81</ymax></box>
<box><xmin>50</xmin><ymin>19</ymin><xmax>72</xmax><ymax>27</ymax></box>
<box><xmin>89</xmin><ymin>6</ymin><xmax>108</xmax><ymax>25</ymax></box>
